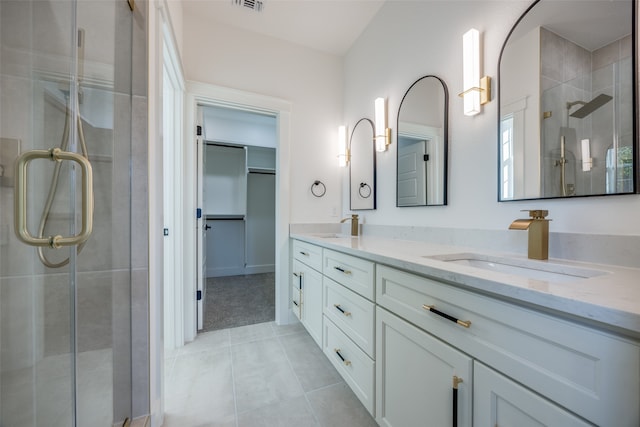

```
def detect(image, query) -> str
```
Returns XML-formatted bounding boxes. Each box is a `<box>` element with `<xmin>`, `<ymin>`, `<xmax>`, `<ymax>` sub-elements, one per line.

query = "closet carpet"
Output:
<box><xmin>203</xmin><ymin>272</ymin><xmax>275</xmax><ymax>332</ymax></box>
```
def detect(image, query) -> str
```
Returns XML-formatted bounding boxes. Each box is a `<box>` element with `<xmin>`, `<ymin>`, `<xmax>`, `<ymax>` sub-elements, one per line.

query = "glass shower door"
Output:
<box><xmin>0</xmin><ymin>0</ymin><xmax>133</xmax><ymax>425</ymax></box>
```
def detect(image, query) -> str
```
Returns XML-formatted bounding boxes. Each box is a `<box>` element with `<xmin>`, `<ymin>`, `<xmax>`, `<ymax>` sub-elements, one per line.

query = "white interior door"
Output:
<box><xmin>397</xmin><ymin>138</ymin><xmax>427</xmax><ymax>206</ymax></box>
<box><xmin>162</xmin><ymin>64</ymin><xmax>176</xmax><ymax>346</ymax></box>
<box><xmin>196</xmin><ymin>108</ymin><xmax>206</xmax><ymax>331</ymax></box>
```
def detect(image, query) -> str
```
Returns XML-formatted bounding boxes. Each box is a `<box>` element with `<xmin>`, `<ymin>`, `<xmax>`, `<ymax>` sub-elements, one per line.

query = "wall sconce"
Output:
<box><xmin>460</xmin><ymin>28</ymin><xmax>490</xmax><ymax>116</ymax></box>
<box><xmin>337</xmin><ymin>125</ymin><xmax>350</xmax><ymax>167</ymax></box>
<box><xmin>375</xmin><ymin>97</ymin><xmax>391</xmax><ymax>152</ymax></box>
<box><xmin>581</xmin><ymin>138</ymin><xmax>592</xmax><ymax>171</ymax></box>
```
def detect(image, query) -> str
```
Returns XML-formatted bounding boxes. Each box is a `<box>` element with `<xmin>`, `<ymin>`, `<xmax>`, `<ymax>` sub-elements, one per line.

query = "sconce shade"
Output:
<box><xmin>375</xmin><ymin>97</ymin><xmax>389</xmax><ymax>152</ymax></box>
<box><xmin>463</xmin><ymin>28</ymin><xmax>481</xmax><ymax>116</ymax></box>
<box><xmin>338</xmin><ymin>125</ymin><xmax>349</xmax><ymax>167</ymax></box>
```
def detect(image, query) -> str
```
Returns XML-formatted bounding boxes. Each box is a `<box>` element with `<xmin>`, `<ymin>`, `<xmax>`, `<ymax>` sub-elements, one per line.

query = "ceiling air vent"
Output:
<box><xmin>233</xmin><ymin>0</ymin><xmax>264</xmax><ymax>13</ymax></box>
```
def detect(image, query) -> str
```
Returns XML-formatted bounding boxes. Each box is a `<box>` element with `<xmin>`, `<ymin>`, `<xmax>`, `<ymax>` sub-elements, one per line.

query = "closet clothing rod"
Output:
<box><xmin>205</xmin><ymin>215</ymin><xmax>245</xmax><ymax>221</ymax></box>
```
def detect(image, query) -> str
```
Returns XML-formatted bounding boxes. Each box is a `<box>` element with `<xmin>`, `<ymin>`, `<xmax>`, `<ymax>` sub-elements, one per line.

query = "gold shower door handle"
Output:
<box><xmin>14</xmin><ymin>148</ymin><xmax>94</xmax><ymax>248</ymax></box>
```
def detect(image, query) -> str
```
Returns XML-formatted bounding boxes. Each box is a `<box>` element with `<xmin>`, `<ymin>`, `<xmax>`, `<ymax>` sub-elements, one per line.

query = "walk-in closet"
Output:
<box><xmin>201</xmin><ymin>106</ymin><xmax>277</xmax><ymax>331</ymax></box>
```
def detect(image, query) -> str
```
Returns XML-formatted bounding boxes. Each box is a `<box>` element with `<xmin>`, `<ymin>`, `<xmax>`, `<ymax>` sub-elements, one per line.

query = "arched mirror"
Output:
<box><xmin>350</xmin><ymin>118</ymin><xmax>376</xmax><ymax>210</ymax></box>
<box><xmin>499</xmin><ymin>0</ymin><xmax>637</xmax><ymax>201</ymax></box>
<box><xmin>396</xmin><ymin>75</ymin><xmax>449</xmax><ymax>206</ymax></box>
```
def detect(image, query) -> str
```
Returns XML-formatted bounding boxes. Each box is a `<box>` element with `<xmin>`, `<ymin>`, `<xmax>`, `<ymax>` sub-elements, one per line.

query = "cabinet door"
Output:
<box><xmin>474</xmin><ymin>362</ymin><xmax>592</xmax><ymax>427</ymax></box>
<box><xmin>293</xmin><ymin>259</ymin><xmax>323</xmax><ymax>346</ymax></box>
<box><xmin>376</xmin><ymin>307</ymin><xmax>472</xmax><ymax>427</ymax></box>
<box><xmin>301</xmin><ymin>263</ymin><xmax>323</xmax><ymax>347</ymax></box>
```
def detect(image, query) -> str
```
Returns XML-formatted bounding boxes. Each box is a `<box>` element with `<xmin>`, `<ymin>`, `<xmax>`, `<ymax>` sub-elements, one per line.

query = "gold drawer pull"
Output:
<box><xmin>334</xmin><ymin>304</ymin><xmax>352</xmax><ymax>317</ymax></box>
<box><xmin>333</xmin><ymin>266</ymin><xmax>352</xmax><ymax>275</ymax></box>
<box><xmin>334</xmin><ymin>348</ymin><xmax>351</xmax><ymax>366</ymax></box>
<box><xmin>423</xmin><ymin>304</ymin><xmax>471</xmax><ymax>328</ymax></box>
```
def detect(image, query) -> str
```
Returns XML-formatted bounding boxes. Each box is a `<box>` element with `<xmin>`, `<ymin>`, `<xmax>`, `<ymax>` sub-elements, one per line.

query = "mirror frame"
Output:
<box><xmin>349</xmin><ymin>117</ymin><xmax>377</xmax><ymax>210</ymax></box>
<box><xmin>396</xmin><ymin>75</ymin><xmax>449</xmax><ymax>207</ymax></box>
<box><xmin>497</xmin><ymin>0</ymin><xmax>638</xmax><ymax>201</ymax></box>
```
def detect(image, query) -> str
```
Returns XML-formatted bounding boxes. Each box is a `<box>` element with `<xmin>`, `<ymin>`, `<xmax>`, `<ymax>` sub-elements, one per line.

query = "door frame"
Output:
<box><xmin>184</xmin><ymin>81</ymin><xmax>293</xmax><ymax>343</ymax></box>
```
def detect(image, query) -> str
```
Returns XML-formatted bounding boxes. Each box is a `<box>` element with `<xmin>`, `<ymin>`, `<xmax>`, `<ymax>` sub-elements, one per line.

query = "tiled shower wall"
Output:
<box><xmin>541</xmin><ymin>27</ymin><xmax>632</xmax><ymax>197</ymax></box>
<box><xmin>0</xmin><ymin>0</ymin><xmax>149</xmax><ymax>424</ymax></box>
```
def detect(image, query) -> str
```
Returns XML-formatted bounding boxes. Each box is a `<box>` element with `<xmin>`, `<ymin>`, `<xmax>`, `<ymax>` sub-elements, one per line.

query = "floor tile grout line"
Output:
<box><xmin>228</xmin><ymin>339</ymin><xmax>240</xmax><ymax>427</ymax></box>
<box><xmin>276</xmin><ymin>333</ymin><xmax>323</xmax><ymax>426</ymax></box>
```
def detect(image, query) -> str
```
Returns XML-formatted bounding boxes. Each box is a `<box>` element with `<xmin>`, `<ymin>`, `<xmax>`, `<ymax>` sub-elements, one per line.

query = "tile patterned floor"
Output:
<box><xmin>163</xmin><ymin>321</ymin><xmax>377</xmax><ymax>427</ymax></box>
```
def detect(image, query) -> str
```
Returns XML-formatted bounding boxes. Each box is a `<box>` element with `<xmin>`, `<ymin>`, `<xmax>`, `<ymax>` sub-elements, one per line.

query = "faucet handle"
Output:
<box><xmin>522</xmin><ymin>209</ymin><xmax>548</xmax><ymax>220</ymax></box>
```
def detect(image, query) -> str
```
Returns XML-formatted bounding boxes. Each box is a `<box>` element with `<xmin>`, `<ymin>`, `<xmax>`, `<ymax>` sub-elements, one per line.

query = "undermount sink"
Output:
<box><xmin>426</xmin><ymin>253</ymin><xmax>608</xmax><ymax>283</ymax></box>
<box><xmin>312</xmin><ymin>233</ymin><xmax>350</xmax><ymax>238</ymax></box>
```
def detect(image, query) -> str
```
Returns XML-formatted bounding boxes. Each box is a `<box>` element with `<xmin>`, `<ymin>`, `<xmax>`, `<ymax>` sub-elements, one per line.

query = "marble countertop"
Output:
<box><xmin>290</xmin><ymin>232</ymin><xmax>640</xmax><ymax>338</ymax></box>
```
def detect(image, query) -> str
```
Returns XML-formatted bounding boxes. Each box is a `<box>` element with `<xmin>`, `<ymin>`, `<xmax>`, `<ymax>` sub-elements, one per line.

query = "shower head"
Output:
<box><xmin>568</xmin><ymin>94</ymin><xmax>613</xmax><ymax>119</ymax></box>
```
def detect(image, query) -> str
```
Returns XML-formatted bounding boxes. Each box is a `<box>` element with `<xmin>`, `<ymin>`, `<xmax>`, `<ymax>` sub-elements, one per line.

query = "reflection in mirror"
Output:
<box><xmin>397</xmin><ymin>75</ymin><xmax>448</xmax><ymax>206</ymax></box>
<box><xmin>499</xmin><ymin>0</ymin><xmax>636</xmax><ymax>201</ymax></box>
<box><xmin>349</xmin><ymin>118</ymin><xmax>376</xmax><ymax>210</ymax></box>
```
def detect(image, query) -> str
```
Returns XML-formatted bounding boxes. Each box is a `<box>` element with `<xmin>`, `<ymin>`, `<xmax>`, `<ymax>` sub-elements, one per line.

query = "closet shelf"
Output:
<box><xmin>247</xmin><ymin>167</ymin><xmax>276</xmax><ymax>174</ymax></box>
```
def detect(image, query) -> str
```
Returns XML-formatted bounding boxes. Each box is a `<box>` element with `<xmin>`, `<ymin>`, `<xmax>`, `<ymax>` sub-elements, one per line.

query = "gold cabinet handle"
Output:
<box><xmin>333</xmin><ymin>304</ymin><xmax>351</xmax><ymax>317</ymax></box>
<box><xmin>453</xmin><ymin>375</ymin><xmax>463</xmax><ymax>427</ymax></box>
<box><xmin>333</xmin><ymin>266</ymin><xmax>352</xmax><ymax>275</ymax></box>
<box><xmin>334</xmin><ymin>348</ymin><xmax>351</xmax><ymax>366</ymax></box>
<box><xmin>14</xmin><ymin>148</ymin><xmax>93</xmax><ymax>248</ymax></box>
<box><xmin>422</xmin><ymin>304</ymin><xmax>471</xmax><ymax>328</ymax></box>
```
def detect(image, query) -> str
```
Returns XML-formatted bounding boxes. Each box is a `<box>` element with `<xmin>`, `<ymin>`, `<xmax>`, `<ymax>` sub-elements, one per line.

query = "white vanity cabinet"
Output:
<box><xmin>290</xmin><ymin>236</ymin><xmax>640</xmax><ymax>426</ymax></box>
<box><xmin>473</xmin><ymin>362</ymin><xmax>592</xmax><ymax>427</ymax></box>
<box><xmin>376</xmin><ymin>307</ymin><xmax>472</xmax><ymax>427</ymax></box>
<box><xmin>321</xmin><ymin>248</ymin><xmax>376</xmax><ymax>415</ymax></box>
<box><xmin>376</xmin><ymin>264</ymin><xmax>640</xmax><ymax>427</ymax></box>
<box><xmin>291</xmin><ymin>240</ymin><xmax>323</xmax><ymax>347</ymax></box>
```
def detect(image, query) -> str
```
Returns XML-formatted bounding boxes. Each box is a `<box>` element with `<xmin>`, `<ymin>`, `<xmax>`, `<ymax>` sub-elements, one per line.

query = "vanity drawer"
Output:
<box><xmin>292</xmin><ymin>239</ymin><xmax>323</xmax><ymax>271</ymax></box>
<box><xmin>323</xmin><ymin>277</ymin><xmax>375</xmax><ymax>358</ymax></box>
<box><xmin>376</xmin><ymin>264</ymin><xmax>640</xmax><ymax>427</ymax></box>
<box><xmin>324</xmin><ymin>317</ymin><xmax>375</xmax><ymax>415</ymax></box>
<box><xmin>323</xmin><ymin>249</ymin><xmax>375</xmax><ymax>301</ymax></box>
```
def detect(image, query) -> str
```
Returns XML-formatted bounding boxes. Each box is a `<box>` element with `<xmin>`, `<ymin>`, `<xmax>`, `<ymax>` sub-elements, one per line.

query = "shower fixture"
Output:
<box><xmin>567</xmin><ymin>94</ymin><xmax>613</xmax><ymax>119</ymax></box>
<box><xmin>13</xmin><ymin>29</ymin><xmax>93</xmax><ymax>268</ymax></box>
<box><xmin>554</xmin><ymin>93</ymin><xmax>613</xmax><ymax>196</ymax></box>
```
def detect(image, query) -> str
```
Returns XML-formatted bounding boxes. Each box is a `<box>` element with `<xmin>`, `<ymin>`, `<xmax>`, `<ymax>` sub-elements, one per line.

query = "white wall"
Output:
<box><xmin>344</xmin><ymin>1</ymin><xmax>640</xmax><ymax>236</ymax></box>
<box><xmin>182</xmin><ymin>14</ymin><xmax>344</xmax><ymax>222</ymax></box>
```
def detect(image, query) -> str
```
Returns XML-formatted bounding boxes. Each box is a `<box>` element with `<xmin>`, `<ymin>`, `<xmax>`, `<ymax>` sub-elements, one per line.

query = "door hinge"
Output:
<box><xmin>197</xmin><ymin>290</ymin><xmax>202</xmax><ymax>301</ymax></box>
<box><xmin>163</xmin><ymin>228</ymin><xmax>169</xmax><ymax>236</ymax></box>
<box><xmin>196</xmin><ymin>125</ymin><xmax>202</xmax><ymax>136</ymax></box>
<box><xmin>196</xmin><ymin>208</ymin><xmax>202</xmax><ymax>219</ymax></box>
<box><xmin>423</xmin><ymin>154</ymin><xmax>430</xmax><ymax>161</ymax></box>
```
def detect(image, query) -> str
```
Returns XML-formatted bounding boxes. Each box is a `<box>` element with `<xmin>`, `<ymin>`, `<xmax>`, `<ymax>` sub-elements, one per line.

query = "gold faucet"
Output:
<box><xmin>509</xmin><ymin>210</ymin><xmax>550</xmax><ymax>260</ymax></box>
<box><xmin>341</xmin><ymin>214</ymin><xmax>359</xmax><ymax>237</ymax></box>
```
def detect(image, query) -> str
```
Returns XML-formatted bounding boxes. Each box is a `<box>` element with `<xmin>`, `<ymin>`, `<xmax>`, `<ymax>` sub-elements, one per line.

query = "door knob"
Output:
<box><xmin>204</xmin><ymin>224</ymin><xmax>211</xmax><ymax>230</ymax></box>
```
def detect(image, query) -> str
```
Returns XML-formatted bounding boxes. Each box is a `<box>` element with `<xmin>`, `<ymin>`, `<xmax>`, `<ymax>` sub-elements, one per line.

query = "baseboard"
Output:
<box><xmin>207</xmin><ymin>265</ymin><xmax>275</xmax><ymax>277</ymax></box>
<box><xmin>244</xmin><ymin>264</ymin><xmax>275</xmax><ymax>274</ymax></box>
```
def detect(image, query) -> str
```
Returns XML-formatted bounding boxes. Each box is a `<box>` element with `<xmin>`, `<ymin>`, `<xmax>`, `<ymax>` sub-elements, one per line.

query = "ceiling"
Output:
<box><xmin>181</xmin><ymin>0</ymin><xmax>386</xmax><ymax>56</ymax></box>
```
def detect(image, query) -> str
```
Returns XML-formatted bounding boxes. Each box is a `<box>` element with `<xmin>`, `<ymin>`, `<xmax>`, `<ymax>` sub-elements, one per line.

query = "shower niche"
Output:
<box><xmin>498</xmin><ymin>0</ymin><xmax>636</xmax><ymax>200</ymax></box>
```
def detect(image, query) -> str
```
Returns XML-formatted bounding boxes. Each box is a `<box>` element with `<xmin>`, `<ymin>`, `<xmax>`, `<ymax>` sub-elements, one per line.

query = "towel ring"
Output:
<box><xmin>311</xmin><ymin>180</ymin><xmax>326</xmax><ymax>197</ymax></box>
<box><xmin>358</xmin><ymin>182</ymin><xmax>371</xmax><ymax>199</ymax></box>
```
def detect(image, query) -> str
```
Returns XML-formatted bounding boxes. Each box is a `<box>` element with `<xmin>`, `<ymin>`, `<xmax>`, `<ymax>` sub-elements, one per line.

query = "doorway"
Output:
<box><xmin>183</xmin><ymin>81</ymin><xmax>292</xmax><ymax>345</ymax></box>
<box><xmin>198</xmin><ymin>106</ymin><xmax>277</xmax><ymax>332</ymax></box>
